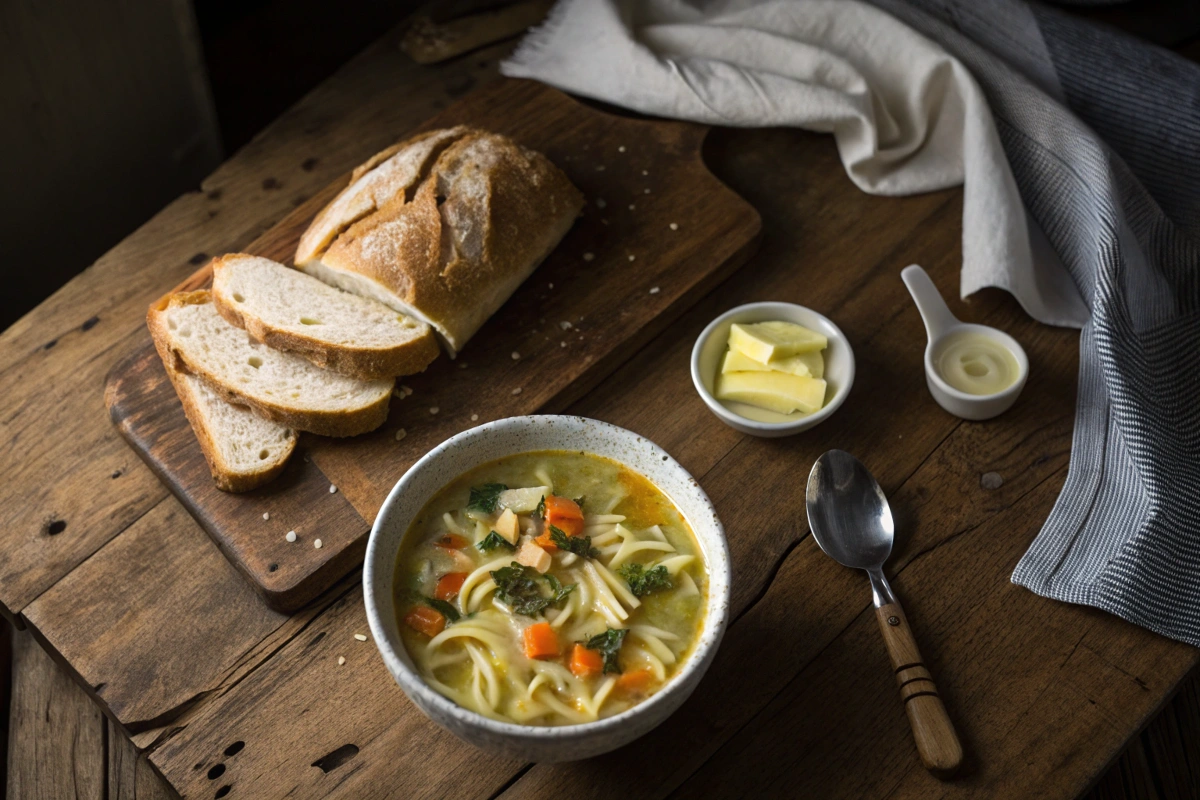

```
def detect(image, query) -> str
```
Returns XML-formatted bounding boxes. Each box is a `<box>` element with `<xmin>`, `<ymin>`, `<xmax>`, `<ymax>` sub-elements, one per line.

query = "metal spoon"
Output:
<box><xmin>806</xmin><ymin>449</ymin><xmax>963</xmax><ymax>777</ymax></box>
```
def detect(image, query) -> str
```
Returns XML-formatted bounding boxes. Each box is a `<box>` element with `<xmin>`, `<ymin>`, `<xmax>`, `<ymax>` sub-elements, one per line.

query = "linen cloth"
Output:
<box><xmin>502</xmin><ymin>0</ymin><xmax>1200</xmax><ymax>645</ymax></box>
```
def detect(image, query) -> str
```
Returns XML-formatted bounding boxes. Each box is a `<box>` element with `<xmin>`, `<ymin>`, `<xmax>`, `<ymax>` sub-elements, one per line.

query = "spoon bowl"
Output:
<box><xmin>806</xmin><ymin>449</ymin><xmax>895</xmax><ymax>571</ymax></box>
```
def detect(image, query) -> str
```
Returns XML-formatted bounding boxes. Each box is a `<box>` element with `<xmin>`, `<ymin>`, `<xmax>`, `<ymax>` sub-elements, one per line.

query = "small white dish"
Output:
<box><xmin>901</xmin><ymin>265</ymin><xmax>1028</xmax><ymax>421</ymax></box>
<box><xmin>363</xmin><ymin>415</ymin><xmax>731</xmax><ymax>762</ymax></box>
<box><xmin>690</xmin><ymin>301</ymin><xmax>855</xmax><ymax>437</ymax></box>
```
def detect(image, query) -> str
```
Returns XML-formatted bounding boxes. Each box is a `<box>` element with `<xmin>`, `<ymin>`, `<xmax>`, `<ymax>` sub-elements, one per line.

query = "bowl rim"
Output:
<box><xmin>363</xmin><ymin>414</ymin><xmax>731</xmax><ymax>741</ymax></box>
<box><xmin>922</xmin><ymin>322</ymin><xmax>1029</xmax><ymax>404</ymax></box>
<box><xmin>689</xmin><ymin>301</ymin><xmax>855</xmax><ymax>433</ymax></box>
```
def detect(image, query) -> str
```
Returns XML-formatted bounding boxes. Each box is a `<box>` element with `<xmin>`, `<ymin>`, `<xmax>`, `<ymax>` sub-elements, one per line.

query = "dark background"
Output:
<box><xmin>1</xmin><ymin>0</ymin><xmax>1198</xmax><ymax>332</ymax></box>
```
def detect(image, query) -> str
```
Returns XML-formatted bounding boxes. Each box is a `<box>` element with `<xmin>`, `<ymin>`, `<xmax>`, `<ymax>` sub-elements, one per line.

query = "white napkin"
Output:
<box><xmin>502</xmin><ymin>0</ymin><xmax>1088</xmax><ymax>327</ymax></box>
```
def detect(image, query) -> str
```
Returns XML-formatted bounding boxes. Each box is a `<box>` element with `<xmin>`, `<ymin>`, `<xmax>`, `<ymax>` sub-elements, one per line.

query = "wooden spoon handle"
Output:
<box><xmin>876</xmin><ymin>603</ymin><xmax>963</xmax><ymax>777</ymax></box>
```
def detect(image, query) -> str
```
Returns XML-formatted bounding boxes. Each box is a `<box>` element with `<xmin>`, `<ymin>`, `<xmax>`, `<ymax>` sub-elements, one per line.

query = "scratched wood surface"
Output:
<box><xmin>103</xmin><ymin>78</ymin><xmax>761</xmax><ymax>612</ymax></box>
<box><xmin>1</xmin><ymin>18</ymin><xmax>1197</xmax><ymax>800</ymax></box>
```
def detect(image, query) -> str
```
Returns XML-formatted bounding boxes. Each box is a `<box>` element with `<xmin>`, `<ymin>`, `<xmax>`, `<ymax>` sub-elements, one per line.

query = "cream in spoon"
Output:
<box><xmin>933</xmin><ymin>330</ymin><xmax>1021</xmax><ymax>396</ymax></box>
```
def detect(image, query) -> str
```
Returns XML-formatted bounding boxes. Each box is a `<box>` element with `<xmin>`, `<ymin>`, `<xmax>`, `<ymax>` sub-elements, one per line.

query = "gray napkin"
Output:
<box><xmin>504</xmin><ymin>0</ymin><xmax>1200</xmax><ymax>645</ymax></box>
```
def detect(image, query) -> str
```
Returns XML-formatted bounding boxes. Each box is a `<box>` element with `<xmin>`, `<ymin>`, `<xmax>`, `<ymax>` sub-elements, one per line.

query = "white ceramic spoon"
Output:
<box><xmin>902</xmin><ymin>264</ymin><xmax>1028</xmax><ymax>421</ymax></box>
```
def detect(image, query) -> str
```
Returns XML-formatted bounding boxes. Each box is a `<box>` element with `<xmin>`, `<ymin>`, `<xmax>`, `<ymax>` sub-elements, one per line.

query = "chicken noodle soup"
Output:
<box><xmin>394</xmin><ymin>450</ymin><xmax>708</xmax><ymax>726</ymax></box>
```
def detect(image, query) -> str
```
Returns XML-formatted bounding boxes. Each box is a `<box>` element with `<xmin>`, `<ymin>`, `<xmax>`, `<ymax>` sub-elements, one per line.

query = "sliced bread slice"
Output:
<box><xmin>211</xmin><ymin>254</ymin><xmax>439</xmax><ymax>380</ymax></box>
<box><xmin>153</xmin><ymin>341</ymin><xmax>298</xmax><ymax>491</ymax></box>
<box><xmin>148</xmin><ymin>290</ymin><xmax>394</xmax><ymax>437</ymax></box>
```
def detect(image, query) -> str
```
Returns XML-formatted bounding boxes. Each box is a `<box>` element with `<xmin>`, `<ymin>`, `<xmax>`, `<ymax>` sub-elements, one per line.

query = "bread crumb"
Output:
<box><xmin>618</xmin><ymin>146</ymin><xmax>626</xmax><ymax>152</ymax></box>
<box><xmin>595</xmin><ymin>198</ymin><xmax>606</xmax><ymax>209</ymax></box>
<box><xmin>583</xmin><ymin>253</ymin><xmax>594</xmax><ymax>262</ymax></box>
<box><xmin>511</xmin><ymin>351</ymin><xmax>520</xmax><ymax>360</ymax></box>
<box><xmin>263</xmin><ymin>512</ymin><xmax>270</xmax><ymax>521</ymax></box>
<box><xmin>314</xmin><ymin>539</ymin><xmax>323</xmax><ymax>549</ymax></box>
<box><xmin>286</xmin><ymin>530</ymin><xmax>297</xmax><ymax>543</ymax></box>
<box><xmin>471</xmin><ymin>414</ymin><xmax>479</xmax><ymax>421</ymax></box>
<box><xmin>628</xmin><ymin>204</ymin><xmax>636</xmax><ymax>211</ymax></box>
<box><xmin>559</xmin><ymin>321</ymin><xmax>572</xmax><ymax>330</ymax></box>
<box><xmin>512</xmin><ymin>387</ymin><xmax>522</xmax><ymax>395</ymax></box>
<box><xmin>644</xmin><ymin>188</ymin><xmax>651</xmax><ymax>194</ymax></box>
<box><xmin>400</xmin><ymin>385</ymin><xmax>413</xmax><ymax>396</ymax></box>
<box><xmin>394</xmin><ymin>428</ymin><xmax>407</xmax><ymax>441</ymax></box>
<box><xmin>650</xmin><ymin>287</ymin><xmax>661</xmax><ymax>294</ymax></box>
<box><xmin>548</xmin><ymin>283</ymin><xmax>554</xmax><ymax>290</ymax></box>
<box><xmin>354</xmin><ymin>633</ymin><xmax>368</xmax><ymax>642</ymax></box>
<box><xmin>670</xmin><ymin>223</ymin><xmax>679</xmax><ymax>231</ymax></box>
<box><xmin>337</xmin><ymin>656</ymin><xmax>346</xmax><ymax>666</ymax></box>
<box><xmin>628</xmin><ymin>255</ymin><xmax>636</xmax><ymax>261</ymax></box>
<box><xmin>430</xmin><ymin>406</ymin><xmax>439</xmax><ymax>415</ymax></box>
<box><xmin>642</xmin><ymin>170</ymin><xmax>649</xmax><ymax>176</ymax></box>
<box><xmin>329</xmin><ymin>484</ymin><xmax>337</xmax><ymax>494</ymax></box>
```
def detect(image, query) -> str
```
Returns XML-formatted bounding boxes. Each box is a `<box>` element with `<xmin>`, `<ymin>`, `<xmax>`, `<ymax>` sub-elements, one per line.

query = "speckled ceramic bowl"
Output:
<box><xmin>363</xmin><ymin>415</ymin><xmax>731</xmax><ymax>763</ymax></box>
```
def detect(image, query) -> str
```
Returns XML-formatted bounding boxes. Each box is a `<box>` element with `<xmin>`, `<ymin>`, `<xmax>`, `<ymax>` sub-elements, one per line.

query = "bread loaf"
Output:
<box><xmin>148</xmin><ymin>291</ymin><xmax>394</xmax><ymax>437</ymax></box>
<box><xmin>211</xmin><ymin>253</ymin><xmax>439</xmax><ymax>380</ymax></box>
<box><xmin>294</xmin><ymin>127</ymin><xmax>583</xmax><ymax>356</ymax></box>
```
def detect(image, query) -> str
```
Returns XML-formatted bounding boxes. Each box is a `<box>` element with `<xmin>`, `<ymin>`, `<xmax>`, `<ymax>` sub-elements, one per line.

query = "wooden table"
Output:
<box><xmin>3</xmin><ymin>21</ymin><xmax>1198</xmax><ymax>800</ymax></box>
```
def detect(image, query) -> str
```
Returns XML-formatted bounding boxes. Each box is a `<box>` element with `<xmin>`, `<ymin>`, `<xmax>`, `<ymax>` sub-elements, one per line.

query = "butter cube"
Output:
<box><xmin>722</xmin><ymin>348</ymin><xmax>824</xmax><ymax>379</ymax></box>
<box><xmin>715</xmin><ymin>371</ymin><xmax>827</xmax><ymax>414</ymax></box>
<box><xmin>729</xmin><ymin>321</ymin><xmax>827</xmax><ymax>362</ymax></box>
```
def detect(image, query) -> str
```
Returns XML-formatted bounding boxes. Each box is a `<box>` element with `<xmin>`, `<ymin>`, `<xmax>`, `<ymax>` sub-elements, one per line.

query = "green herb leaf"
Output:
<box><xmin>573</xmin><ymin>496</ymin><xmax>586</xmax><ymax>510</ymax></box>
<box><xmin>476</xmin><ymin>531</ymin><xmax>515</xmax><ymax>553</ymax></box>
<box><xmin>467</xmin><ymin>483</ymin><xmax>508</xmax><ymax>514</ymax></box>
<box><xmin>490</xmin><ymin>562</ymin><xmax>576</xmax><ymax>617</ymax></box>
<box><xmin>425</xmin><ymin>596</ymin><xmax>461</xmax><ymax>623</ymax></box>
<box><xmin>546</xmin><ymin>573</ymin><xmax>576</xmax><ymax>605</ymax></box>
<box><xmin>549</xmin><ymin>525</ymin><xmax>599</xmax><ymax>558</ymax></box>
<box><xmin>535</xmin><ymin>495</ymin><xmax>546</xmax><ymax>519</ymax></box>
<box><xmin>618</xmin><ymin>563</ymin><xmax>673</xmax><ymax>597</ymax></box>
<box><xmin>583</xmin><ymin>627</ymin><xmax>628</xmax><ymax>674</ymax></box>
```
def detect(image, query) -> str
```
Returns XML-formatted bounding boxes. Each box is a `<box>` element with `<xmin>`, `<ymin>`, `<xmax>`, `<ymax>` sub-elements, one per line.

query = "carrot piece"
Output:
<box><xmin>544</xmin><ymin>495</ymin><xmax>585</xmax><ymax>538</ymax></box>
<box><xmin>435</xmin><ymin>572</ymin><xmax>468</xmax><ymax>601</ymax></box>
<box><xmin>533</xmin><ymin>530</ymin><xmax>558</xmax><ymax>553</ymax></box>
<box><xmin>522</xmin><ymin>621</ymin><xmax>560</xmax><ymax>659</ymax></box>
<box><xmin>569</xmin><ymin>643</ymin><xmax>604</xmax><ymax>679</ymax></box>
<box><xmin>616</xmin><ymin>668</ymin><xmax>654</xmax><ymax>694</ymax></box>
<box><xmin>405</xmin><ymin>606</ymin><xmax>446</xmax><ymax>638</ymax></box>
<box><xmin>434</xmin><ymin>533</ymin><xmax>470</xmax><ymax>550</ymax></box>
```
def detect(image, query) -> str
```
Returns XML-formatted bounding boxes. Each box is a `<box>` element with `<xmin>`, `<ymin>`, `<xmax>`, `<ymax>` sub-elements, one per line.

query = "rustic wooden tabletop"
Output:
<box><xmin>3</xmin><ymin>17</ymin><xmax>1199</xmax><ymax>800</ymax></box>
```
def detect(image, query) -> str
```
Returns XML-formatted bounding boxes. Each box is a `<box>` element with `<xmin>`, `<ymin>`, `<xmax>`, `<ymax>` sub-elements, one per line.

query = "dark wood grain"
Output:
<box><xmin>103</xmin><ymin>78</ymin><xmax>762</xmax><ymax>611</ymax></box>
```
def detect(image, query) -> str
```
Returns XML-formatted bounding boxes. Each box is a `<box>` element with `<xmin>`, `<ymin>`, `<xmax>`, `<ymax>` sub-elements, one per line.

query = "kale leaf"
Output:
<box><xmin>535</xmin><ymin>495</ymin><xmax>546</xmax><ymax>519</ymax></box>
<box><xmin>425</xmin><ymin>596</ymin><xmax>461</xmax><ymax>623</ymax></box>
<box><xmin>548</xmin><ymin>525</ymin><xmax>599</xmax><ymax>558</ymax></box>
<box><xmin>583</xmin><ymin>627</ymin><xmax>628</xmax><ymax>674</ymax></box>
<box><xmin>618</xmin><ymin>563</ymin><xmax>674</xmax><ymax>597</ymax></box>
<box><xmin>476</xmin><ymin>531</ymin><xmax>515</xmax><ymax>553</ymax></box>
<box><xmin>490</xmin><ymin>562</ymin><xmax>576</xmax><ymax>617</ymax></box>
<box><xmin>467</xmin><ymin>483</ymin><xmax>508</xmax><ymax>514</ymax></box>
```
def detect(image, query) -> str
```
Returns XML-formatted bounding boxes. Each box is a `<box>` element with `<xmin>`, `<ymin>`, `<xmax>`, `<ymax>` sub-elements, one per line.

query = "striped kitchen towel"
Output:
<box><xmin>504</xmin><ymin>0</ymin><xmax>1200</xmax><ymax>644</ymax></box>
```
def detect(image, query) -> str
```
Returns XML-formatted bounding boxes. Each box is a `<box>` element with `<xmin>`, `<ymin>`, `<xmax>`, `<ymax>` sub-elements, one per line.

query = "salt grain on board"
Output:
<box><xmin>471</xmin><ymin>414</ymin><xmax>479</xmax><ymax>421</ymax></box>
<box><xmin>618</xmin><ymin>146</ymin><xmax>626</xmax><ymax>152</ymax></box>
<box><xmin>286</xmin><ymin>531</ymin><xmax>297</xmax><ymax>543</ymax></box>
<box><xmin>338</xmin><ymin>656</ymin><xmax>346</xmax><ymax>666</ymax></box>
<box><xmin>314</xmin><ymin>539</ymin><xmax>323</xmax><ymax>549</ymax></box>
<box><xmin>650</xmin><ymin>287</ymin><xmax>661</xmax><ymax>294</ymax></box>
<box><xmin>596</xmin><ymin>198</ymin><xmax>607</xmax><ymax>209</ymax></box>
<box><xmin>670</xmin><ymin>223</ymin><xmax>679</xmax><ymax>230</ymax></box>
<box><xmin>512</xmin><ymin>387</ymin><xmax>522</xmax><ymax>395</ymax></box>
<box><xmin>394</xmin><ymin>428</ymin><xmax>407</xmax><ymax>441</ymax></box>
<box><xmin>430</xmin><ymin>406</ymin><xmax>439</xmax><ymax>415</ymax></box>
<box><xmin>329</xmin><ymin>485</ymin><xmax>337</xmax><ymax>494</ymax></box>
<box><xmin>583</xmin><ymin>253</ymin><xmax>594</xmax><ymax>262</ymax></box>
<box><xmin>263</xmin><ymin>512</ymin><xmax>270</xmax><ymax>520</ymax></box>
<box><xmin>354</xmin><ymin>634</ymin><xmax>368</xmax><ymax>642</ymax></box>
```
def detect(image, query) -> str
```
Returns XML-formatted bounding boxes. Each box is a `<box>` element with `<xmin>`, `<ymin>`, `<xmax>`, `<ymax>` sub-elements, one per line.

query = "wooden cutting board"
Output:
<box><xmin>104</xmin><ymin>78</ymin><xmax>761</xmax><ymax>612</ymax></box>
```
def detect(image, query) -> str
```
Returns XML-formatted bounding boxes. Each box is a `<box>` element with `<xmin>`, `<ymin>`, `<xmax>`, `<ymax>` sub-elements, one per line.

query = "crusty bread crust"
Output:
<box><xmin>210</xmin><ymin>254</ymin><xmax>440</xmax><ymax>380</ymax></box>
<box><xmin>149</xmin><ymin>328</ymin><xmax>297</xmax><ymax>492</ymax></box>
<box><xmin>295</xmin><ymin>127</ymin><xmax>583</xmax><ymax>355</ymax></box>
<box><xmin>148</xmin><ymin>291</ymin><xmax>392</xmax><ymax>438</ymax></box>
